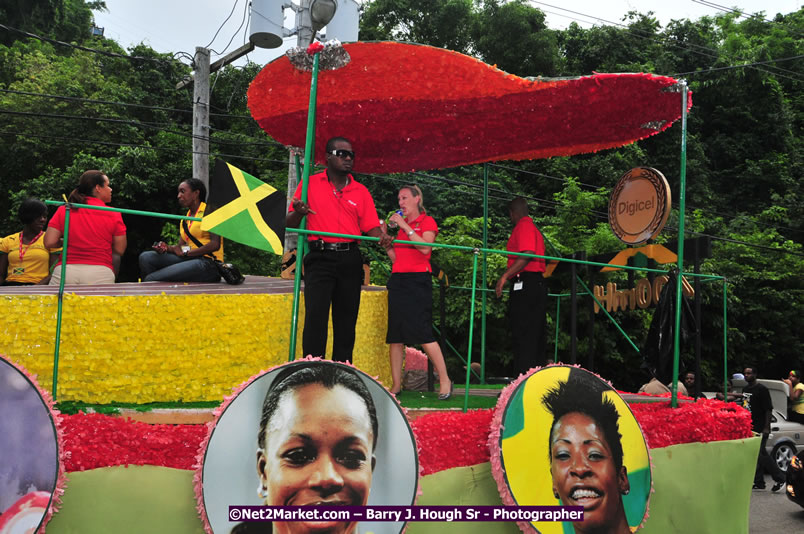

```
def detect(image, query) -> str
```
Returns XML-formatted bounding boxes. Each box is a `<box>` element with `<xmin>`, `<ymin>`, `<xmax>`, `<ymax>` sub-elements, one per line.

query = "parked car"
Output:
<box><xmin>768</xmin><ymin>408</ymin><xmax>804</xmax><ymax>472</ymax></box>
<box><xmin>785</xmin><ymin>450</ymin><xmax>804</xmax><ymax>508</ymax></box>
<box><xmin>705</xmin><ymin>379</ymin><xmax>803</xmax><ymax>471</ymax></box>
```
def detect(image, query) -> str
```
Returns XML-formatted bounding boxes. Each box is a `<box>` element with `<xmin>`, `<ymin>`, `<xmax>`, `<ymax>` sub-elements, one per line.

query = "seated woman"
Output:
<box><xmin>542</xmin><ymin>369</ymin><xmax>631</xmax><ymax>534</ymax></box>
<box><xmin>0</xmin><ymin>199</ymin><xmax>59</xmax><ymax>285</ymax></box>
<box><xmin>138</xmin><ymin>178</ymin><xmax>222</xmax><ymax>283</ymax></box>
<box><xmin>232</xmin><ymin>362</ymin><xmax>377</xmax><ymax>534</ymax></box>
<box><xmin>384</xmin><ymin>185</ymin><xmax>452</xmax><ymax>399</ymax></box>
<box><xmin>44</xmin><ymin>171</ymin><xmax>127</xmax><ymax>285</ymax></box>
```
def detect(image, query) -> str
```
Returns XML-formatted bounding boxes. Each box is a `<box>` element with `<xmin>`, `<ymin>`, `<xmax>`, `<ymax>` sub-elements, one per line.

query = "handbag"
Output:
<box><xmin>182</xmin><ymin>220</ymin><xmax>245</xmax><ymax>285</ymax></box>
<box><xmin>214</xmin><ymin>261</ymin><xmax>245</xmax><ymax>285</ymax></box>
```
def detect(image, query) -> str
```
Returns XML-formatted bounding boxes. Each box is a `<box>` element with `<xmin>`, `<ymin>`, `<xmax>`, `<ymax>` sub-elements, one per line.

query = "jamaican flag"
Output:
<box><xmin>201</xmin><ymin>160</ymin><xmax>285</xmax><ymax>254</ymax></box>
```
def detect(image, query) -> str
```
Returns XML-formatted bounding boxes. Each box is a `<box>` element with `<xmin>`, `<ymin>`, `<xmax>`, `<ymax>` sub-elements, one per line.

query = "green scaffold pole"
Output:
<box><xmin>671</xmin><ymin>81</ymin><xmax>689</xmax><ymax>408</ymax></box>
<box><xmin>288</xmin><ymin>51</ymin><xmax>321</xmax><ymax>361</ymax></box>
<box><xmin>51</xmin><ymin>204</ymin><xmax>71</xmax><ymax>399</ymax></box>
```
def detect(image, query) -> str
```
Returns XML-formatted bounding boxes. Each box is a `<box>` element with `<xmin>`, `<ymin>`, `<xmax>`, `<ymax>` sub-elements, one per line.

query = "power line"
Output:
<box><xmin>364</xmin><ymin>170</ymin><xmax>804</xmax><ymax>257</ymax></box>
<box><xmin>215</xmin><ymin>0</ymin><xmax>251</xmax><ymax>58</ymax></box>
<box><xmin>204</xmin><ymin>0</ymin><xmax>241</xmax><ymax>52</ymax></box>
<box><xmin>691</xmin><ymin>0</ymin><xmax>804</xmax><ymax>37</ymax></box>
<box><xmin>0</xmin><ymin>88</ymin><xmax>254</xmax><ymax>119</ymax></box>
<box><xmin>0</xmin><ymin>129</ymin><xmax>289</xmax><ymax>166</ymax></box>
<box><xmin>0</xmin><ymin>22</ymin><xmax>176</xmax><ymax>64</ymax></box>
<box><xmin>530</xmin><ymin>2</ymin><xmax>804</xmax><ymax>82</ymax></box>
<box><xmin>5</xmin><ymin>125</ymin><xmax>800</xmax><ymax>257</ymax></box>
<box><xmin>0</xmin><ymin>108</ymin><xmax>281</xmax><ymax>149</ymax></box>
<box><xmin>672</xmin><ymin>54</ymin><xmax>804</xmax><ymax>77</ymax></box>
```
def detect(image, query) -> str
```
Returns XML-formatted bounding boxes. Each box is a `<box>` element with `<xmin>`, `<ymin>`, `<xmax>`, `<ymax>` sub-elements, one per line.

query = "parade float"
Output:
<box><xmin>0</xmin><ymin>41</ymin><xmax>758</xmax><ymax>534</ymax></box>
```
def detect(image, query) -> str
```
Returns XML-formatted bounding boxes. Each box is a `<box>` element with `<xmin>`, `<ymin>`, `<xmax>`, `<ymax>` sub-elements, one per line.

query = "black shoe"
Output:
<box><xmin>752</xmin><ymin>483</ymin><xmax>766</xmax><ymax>490</ymax></box>
<box><xmin>771</xmin><ymin>482</ymin><xmax>784</xmax><ymax>492</ymax></box>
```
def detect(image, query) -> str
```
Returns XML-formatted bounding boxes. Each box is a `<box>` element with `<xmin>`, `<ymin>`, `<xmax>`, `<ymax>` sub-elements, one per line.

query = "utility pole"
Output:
<box><xmin>179</xmin><ymin>42</ymin><xmax>255</xmax><ymax>189</ymax></box>
<box><xmin>192</xmin><ymin>47</ymin><xmax>210</xmax><ymax>189</ymax></box>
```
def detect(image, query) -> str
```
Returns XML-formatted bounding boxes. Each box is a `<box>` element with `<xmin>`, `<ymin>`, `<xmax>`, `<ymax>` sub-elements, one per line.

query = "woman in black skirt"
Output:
<box><xmin>384</xmin><ymin>185</ymin><xmax>452</xmax><ymax>399</ymax></box>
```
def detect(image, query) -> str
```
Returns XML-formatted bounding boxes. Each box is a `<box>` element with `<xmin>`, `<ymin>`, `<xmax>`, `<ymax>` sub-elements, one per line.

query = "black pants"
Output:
<box><xmin>302</xmin><ymin>247</ymin><xmax>363</xmax><ymax>362</ymax></box>
<box><xmin>508</xmin><ymin>272</ymin><xmax>548</xmax><ymax>375</ymax></box>
<box><xmin>755</xmin><ymin>433</ymin><xmax>785</xmax><ymax>485</ymax></box>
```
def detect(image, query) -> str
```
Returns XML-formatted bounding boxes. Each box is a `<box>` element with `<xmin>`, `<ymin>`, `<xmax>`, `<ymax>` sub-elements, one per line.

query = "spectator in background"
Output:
<box><xmin>716</xmin><ymin>379</ymin><xmax>744</xmax><ymax>404</ymax></box>
<box><xmin>495</xmin><ymin>197</ymin><xmax>547</xmax><ymax>376</ymax></box>
<box><xmin>783</xmin><ymin>370</ymin><xmax>804</xmax><ymax>424</ymax></box>
<box><xmin>0</xmin><ymin>199</ymin><xmax>59</xmax><ymax>285</ymax></box>
<box><xmin>682</xmin><ymin>370</ymin><xmax>696</xmax><ymax>398</ymax></box>
<box><xmin>44</xmin><ymin>170</ymin><xmax>126</xmax><ymax>285</ymax></box>
<box><xmin>742</xmin><ymin>365</ymin><xmax>785</xmax><ymax>491</ymax></box>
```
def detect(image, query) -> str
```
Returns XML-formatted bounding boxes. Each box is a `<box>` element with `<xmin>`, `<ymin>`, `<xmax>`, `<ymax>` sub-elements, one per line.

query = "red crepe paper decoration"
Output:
<box><xmin>248</xmin><ymin>41</ymin><xmax>692</xmax><ymax>173</ymax></box>
<box><xmin>60</xmin><ymin>413</ymin><xmax>206</xmax><ymax>472</ymax></box>
<box><xmin>59</xmin><ymin>400</ymin><xmax>750</xmax><ymax>475</ymax></box>
<box><xmin>411</xmin><ymin>409</ymin><xmax>494</xmax><ymax>476</ymax></box>
<box><xmin>307</xmin><ymin>41</ymin><xmax>325</xmax><ymax>54</ymax></box>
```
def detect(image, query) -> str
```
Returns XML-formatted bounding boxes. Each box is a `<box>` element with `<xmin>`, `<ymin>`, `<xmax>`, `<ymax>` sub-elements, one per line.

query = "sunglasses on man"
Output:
<box><xmin>328</xmin><ymin>149</ymin><xmax>355</xmax><ymax>159</ymax></box>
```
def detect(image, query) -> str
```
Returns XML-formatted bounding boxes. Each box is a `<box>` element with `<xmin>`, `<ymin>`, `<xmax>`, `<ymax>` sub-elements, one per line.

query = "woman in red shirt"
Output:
<box><xmin>384</xmin><ymin>185</ymin><xmax>452</xmax><ymax>399</ymax></box>
<box><xmin>44</xmin><ymin>170</ymin><xmax>127</xmax><ymax>285</ymax></box>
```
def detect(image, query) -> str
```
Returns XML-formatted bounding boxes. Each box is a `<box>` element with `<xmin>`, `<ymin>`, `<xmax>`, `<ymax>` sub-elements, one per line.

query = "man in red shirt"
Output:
<box><xmin>287</xmin><ymin>137</ymin><xmax>390</xmax><ymax>362</ymax></box>
<box><xmin>495</xmin><ymin>197</ymin><xmax>547</xmax><ymax>375</ymax></box>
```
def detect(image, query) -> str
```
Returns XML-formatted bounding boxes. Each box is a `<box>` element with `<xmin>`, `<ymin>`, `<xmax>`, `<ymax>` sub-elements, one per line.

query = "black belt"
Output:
<box><xmin>308</xmin><ymin>240</ymin><xmax>357</xmax><ymax>252</ymax></box>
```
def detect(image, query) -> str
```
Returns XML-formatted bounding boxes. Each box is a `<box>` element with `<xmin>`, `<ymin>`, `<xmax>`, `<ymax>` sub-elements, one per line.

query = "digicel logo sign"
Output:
<box><xmin>609</xmin><ymin>167</ymin><xmax>671</xmax><ymax>245</ymax></box>
<box><xmin>619</xmin><ymin>198</ymin><xmax>654</xmax><ymax>216</ymax></box>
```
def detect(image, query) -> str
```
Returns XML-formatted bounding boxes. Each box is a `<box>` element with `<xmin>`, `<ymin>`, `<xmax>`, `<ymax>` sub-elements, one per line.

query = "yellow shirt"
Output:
<box><xmin>793</xmin><ymin>383</ymin><xmax>804</xmax><ymax>414</ymax></box>
<box><xmin>0</xmin><ymin>231</ymin><xmax>58</xmax><ymax>283</ymax></box>
<box><xmin>179</xmin><ymin>202</ymin><xmax>224</xmax><ymax>261</ymax></box>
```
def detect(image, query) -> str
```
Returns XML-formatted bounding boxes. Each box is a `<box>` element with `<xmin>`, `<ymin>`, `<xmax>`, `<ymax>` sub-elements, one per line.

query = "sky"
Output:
<box><xmin>91</xmin><ymin>0</ymin><xmax>803</xmax><ymax>68</ymax></box>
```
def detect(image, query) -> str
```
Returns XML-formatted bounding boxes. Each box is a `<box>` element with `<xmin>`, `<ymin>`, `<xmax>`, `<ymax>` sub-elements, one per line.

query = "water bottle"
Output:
<box><xmin>387</xmin><ymin>210</ymin><xmax>403</xmax><ymax>230</ymax></box>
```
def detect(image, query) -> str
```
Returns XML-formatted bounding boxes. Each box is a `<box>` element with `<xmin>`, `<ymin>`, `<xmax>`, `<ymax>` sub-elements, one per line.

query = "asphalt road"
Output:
<box><xmin>750</xmin><ymin>475</ymin><xmax>804</xmax><ymax>532</ymax></box>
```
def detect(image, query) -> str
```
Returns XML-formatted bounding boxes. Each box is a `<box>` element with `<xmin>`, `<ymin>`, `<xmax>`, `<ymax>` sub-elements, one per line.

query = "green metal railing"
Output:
<box><xmin>286</xmin><ymin>225</ymin><xmax>726</xmax><ymax>410</ymax></box>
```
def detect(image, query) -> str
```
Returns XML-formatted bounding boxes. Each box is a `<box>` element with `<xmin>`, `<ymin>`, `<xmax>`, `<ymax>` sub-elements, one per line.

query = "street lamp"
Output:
<box><xmin>310</xmin><ymin>0</ymin><xmax>338</xmax><ymax>36</ymax></box>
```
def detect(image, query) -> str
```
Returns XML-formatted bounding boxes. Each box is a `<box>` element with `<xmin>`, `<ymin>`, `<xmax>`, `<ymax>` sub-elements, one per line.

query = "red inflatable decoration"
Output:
<box><xmin>248</xmin><ymin>41</ymin><xmax>692</xmax><ymax>173</ymax></box>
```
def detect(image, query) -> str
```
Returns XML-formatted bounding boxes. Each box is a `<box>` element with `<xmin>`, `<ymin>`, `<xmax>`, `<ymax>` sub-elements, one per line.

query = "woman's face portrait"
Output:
<box><xmin>397</xmin><ymin>188</ymin><xmax>417</xmax><ymax>217</ymax></box>
<box><xmin>94</xmin><ymin>175</ymin><xmax>112</xmax><ymax>204</ymax></box>
<box><xmin>257</xmin><ymin>382</ymin><xmax>375</xmax><ymax>533</ymax></box>
<box><xmin>550</xmin><ymin>412</ymin><xmax>629</xmax><ymax>532</ymax></box>
<box><xmin>177</xmin><ymin>181</ymin><xmax>198</xmax><ymax>209</ymax></box>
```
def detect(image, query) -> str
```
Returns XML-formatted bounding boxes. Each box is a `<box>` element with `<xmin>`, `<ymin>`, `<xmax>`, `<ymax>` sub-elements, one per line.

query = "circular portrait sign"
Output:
<box><xmin>0</xmin><ymin>356</ymin><xmax>61</xmax><ymax>534</ymax></box>
<box><xmin>491</xmin><ymin>365</ymin><xmax>651</xmax><ymax>534</ymax></box>
<box><xmin>197</xmin><ymin>359</ymin><xmax>418</xmax><ymax>534</ymax></box>
<box><xmin>608</xmin><ymin>167</ymin><xmax>671</xmax><ymax>245</ymax></box>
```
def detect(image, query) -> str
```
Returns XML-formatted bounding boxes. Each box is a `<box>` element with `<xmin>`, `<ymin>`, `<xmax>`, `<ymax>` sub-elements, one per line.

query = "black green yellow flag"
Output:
<box><xmin>201</xmin><ymin>160</ymin><xmax>285</xmax><ymax>254</ymax></box>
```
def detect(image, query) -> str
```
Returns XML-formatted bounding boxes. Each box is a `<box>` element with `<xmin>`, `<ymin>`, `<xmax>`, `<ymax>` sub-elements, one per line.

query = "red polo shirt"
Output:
<box><xmin>49</xmin><ymin>197</ymin><xmax>126</xmax><ymax>270</ymax></box>
<box><xmin>290</xmin><ymin>171</ymin><xmax>380</xmax><ymax>243</ymax></box>
<box><xmin>392</xmin><ymin>213</ymin><xmax>438</xmax><ymax>273</ymax></box>
<box><xmin>506</xmin><ymin>216</ymin><xmax>545</xmax><ymax>273</ymax></box>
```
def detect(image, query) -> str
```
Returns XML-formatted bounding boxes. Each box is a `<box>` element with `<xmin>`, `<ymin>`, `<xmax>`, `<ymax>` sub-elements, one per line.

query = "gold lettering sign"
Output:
<box><xmin>593</xmin><ymin>276</ymin><xmax>694</xmax><ymax>314</ymax></box>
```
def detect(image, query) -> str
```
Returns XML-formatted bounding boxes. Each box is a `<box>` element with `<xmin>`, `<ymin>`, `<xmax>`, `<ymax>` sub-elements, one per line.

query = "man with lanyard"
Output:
<box><xmin>495</xmin><ymin>197</ymin><xmax>547</xmax><ymax>376</ymax></box>
<box><xmin>742</xmin><ymin>365</ymin><xmax>785</xmax><ymax>491</ymax></box>
<box><xmin>287</xmin><ymin>136</ymin><xmax>391</xmax><ymax>362</ymax></box>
